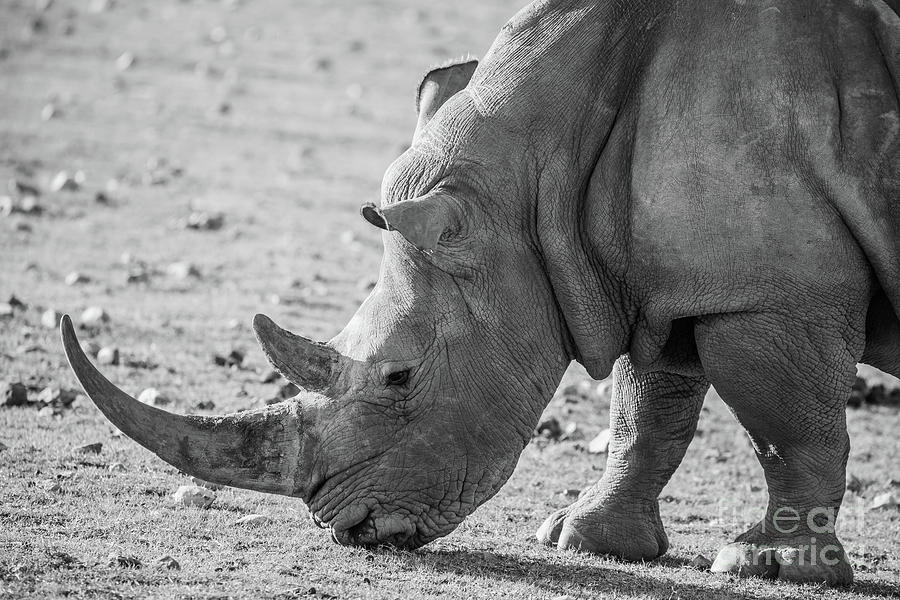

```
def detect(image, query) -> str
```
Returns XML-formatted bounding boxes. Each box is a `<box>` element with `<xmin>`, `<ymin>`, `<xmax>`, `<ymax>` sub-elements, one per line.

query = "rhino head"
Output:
<box><xmin>62</xmin><ymin>59</ymin><xmax>574</xmax><ymax>549</ymax></box>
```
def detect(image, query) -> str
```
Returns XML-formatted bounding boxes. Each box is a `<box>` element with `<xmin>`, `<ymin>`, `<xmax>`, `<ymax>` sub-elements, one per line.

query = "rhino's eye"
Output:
<box><xmin>385</xmin><ymin>369</ymin><xmax>410</xmax><ymax>387</ymax></box>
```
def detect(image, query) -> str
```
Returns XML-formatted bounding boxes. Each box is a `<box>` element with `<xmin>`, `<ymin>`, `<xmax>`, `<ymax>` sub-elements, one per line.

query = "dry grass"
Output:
<box><xmin>1</xmin><ymin>0</ymin><xmax>899</xmax><ymax>598</ymax></box>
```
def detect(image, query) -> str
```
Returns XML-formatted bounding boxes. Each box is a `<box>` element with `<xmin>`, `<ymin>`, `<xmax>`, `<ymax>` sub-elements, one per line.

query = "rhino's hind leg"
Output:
<box><xmin>536</xmin><ymin>355</ymin><xmax>708</xmax><ymax>560</ymax></box>
<box><xmin>694</xmin><ymin>310</ymin><xmax>861</xmax><ymax>586</ymax></box>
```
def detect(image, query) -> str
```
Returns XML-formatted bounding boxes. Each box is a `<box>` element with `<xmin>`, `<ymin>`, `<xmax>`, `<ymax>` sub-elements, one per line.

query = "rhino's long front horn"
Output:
<box><xmin>252</xmin><ymin>314</ymin><xmax>337</xmax><ymax>391</ymax></box>
<box><xmin>60</xmin><ymin>315</ymin><xmax>303</xmax><ymax>496</ymax></box>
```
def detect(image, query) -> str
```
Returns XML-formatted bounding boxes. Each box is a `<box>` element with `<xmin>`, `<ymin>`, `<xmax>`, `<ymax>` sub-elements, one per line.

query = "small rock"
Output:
<box><xmin>49</xmin><ymin>170</ymin><xmax>79</xmax><ymax>192</ymax></box>
<box><xmin>278</xmin><ymin>382</ymin><xmax>299</xmax><ymax>399</ymax></box>
<box><xmin>0</xmin><ymin>381</ymin><xmax>28</xmax><ymax>407</ymax></box>
<box><xmin>194</xmin><ymin>400</ymin><xmax>216</xmax><ymax>410</ymax></box>
<box><xmin>559</xmin><ymin>421</ymin><xmax>580</xmax><ymax>441</ymax></box>
<box><xmin>535</xmin><ymin>416</ymin><xmax>562</xmax><ymax>440</ymax></box>
<box><xmin>108</xmin><ymin>462</ymin><xmax>126</xmax><ymax>472</ymax></box>
<box><xmin>97</xmin><ymin>346</ymin><xmax>119</xmax><ymax>365</ymax></box>
<box><xmin>7</xmin><ymin>294</ymin><xmax>25</xmax><ymax>309</ymax></box>
<box><xmin>0</xmin><ymin>303</ymin><xmax>13</xmax><ymax>319</ymax></box>
<box><xmin>846</xmin><ymin>473</ymin><xmax>864</xmax><ymax>495</ymax></box>
<box><xmin>172</xmin><ymin>484</ymin><xmax>215</xmax><ymax>508</ymax></box>
<box><xmin>37</xmin><ymin>386</ymin><xmax>77</xmax><ymax>408</ymax></box>
<box><xmin>137</xmin><ymin>387</ymin><xmax>170</xmax><ymax>406</ymax></box>
<box><xmin>587</xmin><ymin>428</ymin><xmax>611</xmax><ymax>454</ymax></box>
<box><xmin>43</xmin><ymin>480</ymin><xmax>62</xmax><ymax>493</ymax></box>
<box><xmin>72</xmin><ymin>442</ymin><xmax>102</xmax><ymax>455</ymax></box>
<box><xmin>185</xmin><ymin>210</ymin><xmax>224</xmax><ymax>231</ymax></box>
<box><xmin>560</xmin><ymin>488</ymin><xmax>580</xmax><ymax>500</ymax></box>
<box><xmin>870</xmin><ymin>492</ymin><xmax>899</xmax><ymax>511</ymax></box>
<box><xmin>64</xmin><ymin>271</ymin><xmax>90</xmax><ymax>286</ymax></box>
<box><xmin>107</xmin><ymin>554</ymin><xmax>141</xmax><ymax>568</ymax></box>
<box><xmin>89</xmin><ymin>0</ymin><xmax>113</xmax><ymax>12</ymax></box>
<box><xmin>81</xmin><ymin>340</ymin><xmax>101</xmax><ymax>357</ymax></box>
<box><xmin>41</xmin><ymin>308</ymin><xmax>61</xmax><ymax>329</ymax></box>
<box><xmin>233</xmin><ymin>514</ymin><xmax>271</xmax><ymax>527</ymax></box>
<box><xmin>259</xmin><ymin>369</ymin><xmax>280</xmax><ymax>384</ymax></box>
<box><xmin>166</xmin><ymin>261</ymin><xmax>200</xmax><ymax>280</ymax></box>
<box><xmin>8</xmin><ymin>178</ymin><xmax>40</xmax><ymax>197</ymax></box>
<box><xmin>155</xmin><ymin>555</ymin><xmax>180</xmax><ymax>570</ymax></box>
<box><xmin>37</xmin><ymin>406</ymin><xmax>56</xmax><ymax>418</ymax></box>
<box><xmin>690</xmin><ymin>554</ymin><xmax>713</xmax><ymax>570</ymax></box>
<box><xmin>115</xmin><ymin>52</ymin><xmax>135</xmax><ymax>71</ymax></box>
<box><xmin>41</xmin><ymin>103</ymin><xmax>57</xmax><ymax>121</ymax></box>
<box><xmin>80</xmin><ymin>306</ymin><xmax>109</xmax><ymax>328</ymax></box>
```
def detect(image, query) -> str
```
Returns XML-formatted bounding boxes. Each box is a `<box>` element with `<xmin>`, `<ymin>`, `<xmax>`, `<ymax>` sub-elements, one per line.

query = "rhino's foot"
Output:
<box><xmin>536</xmin><ymin>497</ymin><xmax>668</xmax><ymax>561</ymax></box>
<box><xmin>711</xmin><ymin>527</ymin><xmax>853</xmax><ymax>586</ymax></box>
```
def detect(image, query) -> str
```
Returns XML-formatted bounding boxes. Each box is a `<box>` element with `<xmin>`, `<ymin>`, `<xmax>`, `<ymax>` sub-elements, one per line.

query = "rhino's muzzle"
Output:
<box><xmin>60</xmin><ymin>314</ymin><xmax>308</xmax><ymax>496</ymax></box>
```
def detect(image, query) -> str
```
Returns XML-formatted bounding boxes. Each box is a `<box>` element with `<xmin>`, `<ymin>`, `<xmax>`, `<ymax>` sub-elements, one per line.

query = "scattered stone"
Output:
<box><xmin>260</xmin><ymin>369</ymin><xmax>280</xmax><ymax>384</ymax></box>
<box><xmin>870</xmin><ymin>492</ymin><xmax>898</xmax><ymax>511</ymax></box>
<box><xmin>80</xmin><ymin>306</ymin><xmax>109</xmax><ymax>328</ymax></box>
<box><xmin>587</xmin><ymin>428</ymin><xmax>611</xmax><ymax>454</ymax></box>
<box><xmin>115</xmin><ymin>51</ymin><xmax>135</xmax><ymax>71</ymax></box>
<box><xmin>37</xmin><ymin>405</ymin><xmax>56</xmax><ymax>418</ymax></box>
<box><xmin>81</xmin><ymin>340</ymin><xmax>101</xmax><ymax>357</ymax></box>
<box><xmin>560</xmin><ymin>488</ymin><xmax>580</xmax><ymax>500</ymax></box>
<box><xmin>107</xmin><ymin>554</ymin><xmax>141</xmax><ymax>568</ymax></box>
<box><xmin>155</xmin><ymin>555</ymin><xmax>180</xmax><ymax>570</ymax></box>
<box><xmin>41</xmin><ymin>308</ymin><xmax>61</xmax><ymax>329</ymax></box>
<box><xmin>37</xmin><ymin>386</ymin><xmax>77</xmax><ymax>408</ymax></box>
<box><xmin>89</xmin><ymin>0</ymin><xmax>113</xmax><ymax>13</ymax></box>
<box><xmin>233</xmin><ymin>514</ymin><xmax>271</xmax><ymax>527</ymax></box>
<box><xmin>137</xmin><ymin>387</ymin><xmax>170</xmax><ymax>406</ymax></box>
<box><xmin>534</xmin><ymin>416</ymin><xmax>562</xmax><ymax>440</ymax></box>
<box><xmin>172</xmin><ymin>484</ymin><xmax>215</xmax><ymax>508</ymax></box>
<box><xmin>690</xmin><ymin>554</ymin><xmax>713</xmax><ymax>570</ymax></box>
<box><xmin>41</xmin><ymin>103</ymin><xmax>57</xmax><ymax>121</ymax></box>
<box><xmin>194</xmin><ymin>400</ymin><xmax>216</xmax><ymax>410</ymax></box>
<box><xmin>49</xmin><ymin>170</ymin><xmax>79</xmax><ymax>192</ymax></box>
<box><xmin>64</xmin><ymin>271</ymin><xmax>90</xmax><ymax>286</ymax></box>
<box><xmin>108</xmin><ymin>462</ymin><xmax>126</xmax><ymax>472</ymax></box>
<box><xmin>189</xmin><ymin>477</ymin><xmax>223</xmax><ymax>491</ymax></box>
<box><xmin>0</xmin><ymin>381</ymin><xmax>28</xmax><ymax>407</ymax></box>
<box><xmin>166</xmin><ymin>261</ymin><xmax>200</xmax><ymax>280</ymax></box>
<box><xmin>560</xmin><ymin>421</ymin><xmax>580</xmax><ymax>441</ymax></box>
<box><xmin>278</xmin><ymin>382</ymin><xmax>299</xmax><ymax>399</ymax></box>
<box><xmin>17</xmin><ymin>195</ymin><xmax>41</xmax><ymax>214</ymax></box>
<box><xmin>73</xmin><ymin>442</ymin><xmax>102</xmax><ymax>455</ymax></box>
<box><xmin>187</xmin><ymin>211</ymin><xmax>223</xmax><ymax>231</ymax></box>
<box><xmin>97</xmin><ymin>346</ymin><xmax>119</xmax><ymax>365</ymax></box>
<box><xmin>8</xmin><ymin>178</ymin><xmax>40</xmax><ymax>197</ymax></box>
<box><xmin>226</xmin><ymin>349</ymin><xmax>244</xmax><ymax>367</ymax></box>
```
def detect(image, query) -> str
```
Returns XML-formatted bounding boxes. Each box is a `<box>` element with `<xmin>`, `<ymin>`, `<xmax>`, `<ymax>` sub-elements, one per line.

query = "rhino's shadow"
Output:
<box><xmin>391</xmin><ymin>548</ymin><xmax>900</xmax><ymax>599</ymax></box>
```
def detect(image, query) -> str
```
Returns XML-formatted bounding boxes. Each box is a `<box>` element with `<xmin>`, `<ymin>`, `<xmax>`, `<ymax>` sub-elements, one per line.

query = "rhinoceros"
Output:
<box><xmin>61</xmin><ymin>0</ymin><xmax>899</xmax><ymax>587</ymax></box>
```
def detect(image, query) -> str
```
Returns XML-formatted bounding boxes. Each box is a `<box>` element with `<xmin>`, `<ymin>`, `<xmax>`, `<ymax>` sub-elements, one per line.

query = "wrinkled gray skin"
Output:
<box><xmin>64</xmin><ymin>0</ymin><xmax>900</xmax><ymax>588</ymax></box>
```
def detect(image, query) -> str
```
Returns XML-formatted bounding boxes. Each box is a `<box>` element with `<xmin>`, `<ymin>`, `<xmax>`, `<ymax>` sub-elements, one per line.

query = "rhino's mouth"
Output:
<box><xmin>330</xmin><ymin>510</ymin><xmax>420</xmax><ymax>549</ymax></box>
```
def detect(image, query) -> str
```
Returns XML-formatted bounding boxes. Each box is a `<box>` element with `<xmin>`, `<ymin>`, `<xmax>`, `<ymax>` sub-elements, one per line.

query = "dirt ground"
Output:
<box><xmin>1</xmin><ymin>0</ymin><xmax>899</xmax><ymax>598</ymax></box>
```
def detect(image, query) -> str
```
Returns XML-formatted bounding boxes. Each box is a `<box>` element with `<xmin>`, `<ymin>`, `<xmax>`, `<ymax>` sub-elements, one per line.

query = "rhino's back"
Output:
<box><xmin>624</xmin><ymin>0</ymin><xmax>900</xmax><ymax>327</ymax></box>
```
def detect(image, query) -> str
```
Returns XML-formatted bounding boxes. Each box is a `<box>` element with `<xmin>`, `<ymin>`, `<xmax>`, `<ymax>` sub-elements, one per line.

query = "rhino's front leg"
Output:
<box><xmin>537</xmin><ymin>354</ymin><xmax>708</xmax><ymax>560</ymax></box>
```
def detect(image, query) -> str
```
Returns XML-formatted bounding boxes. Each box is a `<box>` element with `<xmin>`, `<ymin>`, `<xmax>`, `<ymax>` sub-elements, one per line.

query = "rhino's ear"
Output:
<box><xmin>360</xmin><ymin>193</ymin><xmax>458</xmax><ymax>251</ymax></box>
<box><xmin>414</xmin><ymin>58</ymin><xmax>478</xmax><ymax>140</ymax></box>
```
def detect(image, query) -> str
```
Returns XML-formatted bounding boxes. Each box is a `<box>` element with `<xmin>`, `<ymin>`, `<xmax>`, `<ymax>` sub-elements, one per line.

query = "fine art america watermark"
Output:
<box><xmin>706</xmin><ymin>499</ymin><xmax>892</xmax><ymax>571</ymax></box>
